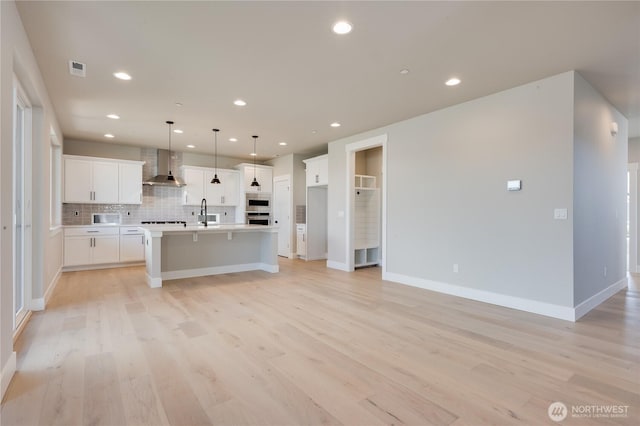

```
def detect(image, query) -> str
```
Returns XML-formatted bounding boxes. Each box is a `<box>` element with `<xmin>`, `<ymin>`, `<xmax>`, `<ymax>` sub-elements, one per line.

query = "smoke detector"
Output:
<box><xmin>68</xmin><ymin>60</ymin><xmax>86</xmax><ymax>77</ymax></box>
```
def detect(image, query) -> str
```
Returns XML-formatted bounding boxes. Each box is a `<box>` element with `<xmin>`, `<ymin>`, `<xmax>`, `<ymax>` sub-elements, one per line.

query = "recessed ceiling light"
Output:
<box><xmin>330</xmin><ymin>122</ymin><xmax>341</xmax><ymax>128</ymax></box>
<box><xmin>445</xmin><ymin>77</ymin><xmax>461</xmax><ymax>86</ymax></box>
<box><xmin>173</xmin><ymin>129</ymin><xmax>184</xmax><ymax>134</ymax></box>
<box><xmin>250</xmin><ymin>152</ymin><xmax>257</xmax><ymax>156</ymax></box>
<box><xmin>229</xmin><ymin>137</ymin><xmax>238</xmax><ymax>142</ymax></box>
<box><xmin>175</xmin><ymin>102</ymin><xmax>183</xmax><ymax>107</ymax></box>
<box><xmin>233</xmin><ymin>99</ymin><xmax>247</xmax><ymax>106</ymax></box>
<box><xmin>279</xmin><ymin>142</ymin><xmax>287</xmax><ymax>146</ymax></box>
<box><xmin>311</xmin><ymin>130</ymin><xmax>317</xmax><ymax>134</ymax></box>
<box><xmin>333</xmin><ymin>21</ymin><xmax>352</xmax><ymax>35</ymax></box>
<box><xmin>400</xmin><ymin>69</ymin><xmax>410</xmax><ymax>75</ymax></box>
<box><xmin>186</xmin><ymin>144</ymin><xmax>195</xmax><ymax>149</ymax></box>
<box><xmin>104</xmin><ymin>133</ymin><xmax>115</xmax><ymax>138</ymax></box>
<box><xmin>113</xmin><ymin>72</ymin><xmax>132</xmax><ymax>80</ymax></box>
<box><xmin>106</xmin><ymin>114</ymin><xmax>120</xmax><ymax>119</ymax></box>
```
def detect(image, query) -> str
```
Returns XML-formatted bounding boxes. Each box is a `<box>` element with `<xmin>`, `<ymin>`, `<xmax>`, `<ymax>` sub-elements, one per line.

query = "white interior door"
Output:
<box><xmin>273</xmin><ymin>176</ymin><xmax>291</xmax><ymax>257</ymax></box>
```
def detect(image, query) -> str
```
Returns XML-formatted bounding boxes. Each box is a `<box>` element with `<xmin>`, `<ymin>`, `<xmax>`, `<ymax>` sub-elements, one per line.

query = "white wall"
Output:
<box><xmin>573</xmin><ymin>73</ymin><xmax>628</xmax><ymax>305</ymax></box>
<box><xmin>329</xmin><ymin>72</ymin><xmax>577</xmax><ymax>312</ymax></box>
<box><xmin>1</xmin><ymin>0</ymin><xmax>63</xmax><ymax>397</ymax></box>
<box><xmin>628</xmin><ymin>137</ymin><xmax>640</xmax><ymax>163</ymax></box>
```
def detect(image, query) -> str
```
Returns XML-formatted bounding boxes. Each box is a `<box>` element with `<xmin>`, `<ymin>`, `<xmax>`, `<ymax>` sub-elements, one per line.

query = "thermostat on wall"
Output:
<box><xmin>507</xmin><ymin>180</ymin><xmax>522</xmax><ymax>191</ymax></box>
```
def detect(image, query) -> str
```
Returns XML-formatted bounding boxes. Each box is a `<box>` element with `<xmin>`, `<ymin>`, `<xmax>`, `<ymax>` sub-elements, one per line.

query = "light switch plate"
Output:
<box><xmin>507</xmin><ymin>180</ymin><xmax>522</xmax><ymax>191</ymax></box>
<box><xmin>554</xmin><ymin>208</ymin><xmax>568</xmax><ymax>220</ymax></box>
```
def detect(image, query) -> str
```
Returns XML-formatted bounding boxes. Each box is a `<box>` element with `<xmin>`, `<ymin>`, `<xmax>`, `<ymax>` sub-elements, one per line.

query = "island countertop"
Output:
<box><xmin>139</xmin><ymin>223</ymin><xmax>278</xmax><ymax>235</ymax></box>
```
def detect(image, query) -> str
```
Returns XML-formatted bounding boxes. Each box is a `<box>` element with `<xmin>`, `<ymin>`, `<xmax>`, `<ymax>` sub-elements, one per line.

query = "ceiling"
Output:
<box><xmin>16</xmin><ymin>1</ymin><xmax>640</xmax><ymax>161</ymax></box>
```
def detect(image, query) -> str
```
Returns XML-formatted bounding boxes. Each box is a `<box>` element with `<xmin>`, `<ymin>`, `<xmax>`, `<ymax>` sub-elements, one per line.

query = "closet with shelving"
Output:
<box><xmin>353</xmin><ymin>147</ymin><xmax>382</xmax><ymax>268</ymax></box>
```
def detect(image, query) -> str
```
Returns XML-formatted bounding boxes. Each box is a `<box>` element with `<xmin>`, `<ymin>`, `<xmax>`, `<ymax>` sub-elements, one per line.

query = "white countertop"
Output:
<box><xmin>139</xmin><ymin>224</ymin><xmax>277</xmax><ymax>235</ymax></box>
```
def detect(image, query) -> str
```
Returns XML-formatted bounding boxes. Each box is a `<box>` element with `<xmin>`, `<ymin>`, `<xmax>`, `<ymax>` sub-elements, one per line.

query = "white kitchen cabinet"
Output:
<box><xmin>120</xmin><ymin>227</ymin><xmax>145</xmax><ymax>262</ymax></box>
<box><xmin>182</xmin><ymin>166</ymin><xmax>239</xmax><ymax>206</ymax></box>
<box><xmin>296</xmin><ymin>224</ymin><xmax>306</xmax><ymax>258</ymax></box>
<box><xmin>64</xmin><ymin>155</ymin><xmax>144</xmax><ymax>204</ymax></box>
<box><xmin>118</xmin><ymin>163</ymin><xmax>143</xmax><ymax>204</ymax></box>
<box><xmin>64</xmin><ymin>227</ymin><xmax>120</xmax><ymax>266</ymax></box>
<box><xmin>181</xmin><ymin>166</ymin><xmax>206</xmax><ymax>206</ymax></box>
<box><xmin>239</xmin><ymin>164</ymin><xmax>273</xmax><ymax>193</ymax></box>
<box><xmin>204</xmin><ymin>169</ymin><xmax>240</xmax><ymax>206</ymax></box>
<box><xmin>63</xmin><ymin>158</ymin><xmax>92</xmax><ymax>203</ymax></box>
<box><xmin>303</xmin><ymin>154</ymin><xmax>328</xmax><ymax>187</ymax></box>
<box><xmin>64</xmin><ymin>157</ymin><xmax>119</xmax><ymax>203</ymax></box>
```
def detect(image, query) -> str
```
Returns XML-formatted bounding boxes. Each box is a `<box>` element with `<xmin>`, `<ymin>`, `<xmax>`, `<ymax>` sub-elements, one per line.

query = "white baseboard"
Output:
<box><xmin>30</xmin><ymin>266</ymin><xmax>63</xmax><ymax>311</ymax></box>
<box><xmin>1</xmin><ymin>352</ymin><xmax>16</xmax><ymax>401</ymax></box>
<box><xmin>574</xmin><ymin>277</ymin><xmax>628</xmax><ymax>320</ymax></box>
<box><xmin>326</xmin><ymin>260</ymin><xmax>350</xmax><ymax>272</ymax></box>
<box><xmin>146</xmin><ymin>274</ymin><xmax>162</xmax><ymax>288</ymax></box>
<box><xmin>383</xmin><ymin>271</ymin><xmax>576</xmax><ymax>321</ymax></box>
<box><xmin>63</xmin><ymin>261</ymin><xmax>144</xmax><ymax>272</ymax></box>
<box><xmin>149</xmin><ymin>263</ymin><xmax>280</xmax><ymax>288</ymax></box>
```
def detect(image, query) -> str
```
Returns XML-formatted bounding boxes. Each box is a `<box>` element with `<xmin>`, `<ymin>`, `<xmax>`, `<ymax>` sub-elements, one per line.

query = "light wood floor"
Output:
<box><xmin>1</xmin><ymin>259</ymin><xmax>639</xmax><ymax>426</ymax></box>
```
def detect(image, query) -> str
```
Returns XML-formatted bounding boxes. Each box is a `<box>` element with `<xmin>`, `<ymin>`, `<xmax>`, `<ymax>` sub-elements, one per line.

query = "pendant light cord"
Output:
<box><xmin>166</xmin><ymin>120</ymin><xmax>174</xmax><ymax>176</ymax></box>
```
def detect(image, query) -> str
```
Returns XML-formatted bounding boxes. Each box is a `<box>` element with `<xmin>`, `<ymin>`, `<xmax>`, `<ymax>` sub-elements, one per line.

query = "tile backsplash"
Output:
<box><xmin>63</xmin><ymin>149</ymin><xmax>236</xmax><ymax>226</ymax></box>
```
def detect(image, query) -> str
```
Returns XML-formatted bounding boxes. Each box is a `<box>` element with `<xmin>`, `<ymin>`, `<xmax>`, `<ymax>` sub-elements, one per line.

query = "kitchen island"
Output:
<box><xmin>140</xmin><ymin>224</ymin><xmax>279</xmax><ymax>288</ymax></box>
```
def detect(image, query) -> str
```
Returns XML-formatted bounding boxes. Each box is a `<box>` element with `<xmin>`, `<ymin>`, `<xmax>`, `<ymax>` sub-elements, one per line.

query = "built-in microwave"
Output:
<box><xmin>246</xmin><ymin>212</ymin><xmax>270</xmax><ymax>225</ymax></box>
<box><xmin>246</xmin><ymin>198</ymin><xmax>270</xmax><ymax>208</ymax></box>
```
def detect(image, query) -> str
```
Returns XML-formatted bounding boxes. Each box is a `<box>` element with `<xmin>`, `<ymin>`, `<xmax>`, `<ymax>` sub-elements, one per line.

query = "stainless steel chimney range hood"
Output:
<box><xmin>143</xmin><ymin>149</ymin><xmax>186</xmax><ymax>187</ymax></box>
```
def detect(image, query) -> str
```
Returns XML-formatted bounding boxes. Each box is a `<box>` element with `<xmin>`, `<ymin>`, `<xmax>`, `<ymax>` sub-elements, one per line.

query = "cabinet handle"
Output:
<box><xmin>302</xmin><ymin>234</ymin><xmax>305</xmax><ymax>242</ymax></box>
<box><xmin>87</xmin><ymin>230</ymin><xmax>99</xmax><ymax>233</ymax></box>
<box><xmin>141</xmin><ymin>236</ymin><xmax>144</xmax><ymax>244</ymax></box>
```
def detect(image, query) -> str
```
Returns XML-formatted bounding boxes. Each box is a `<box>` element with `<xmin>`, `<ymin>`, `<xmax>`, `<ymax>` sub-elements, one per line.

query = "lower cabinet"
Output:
<box><xmin>120</xmin><ymin>227</ymin><xmax>145</xmax><ymax>262</ymax></box>
<box><xmin>296</xmin><ymin>224</ymin><xmax>306</xmax><ymax>258</ymax></box>
<box><xmin>64</xmin><ymin>228</ymin><xmax>120</xmax><ymax>266</ymax></box>
<box><xmin>64</xmin><ymin>226</ymin><xmax>145</xmax><ymax>267</ymax></box>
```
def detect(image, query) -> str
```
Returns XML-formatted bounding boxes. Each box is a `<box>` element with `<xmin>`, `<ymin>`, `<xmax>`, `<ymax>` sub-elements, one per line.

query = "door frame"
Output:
<box><xmin>273</xmin><ymin>174</ymin><xmax>293</xmax><ymax>258</ymax></box>
<box><xmin>345</xmin><ymin>134</ymin><xmax>387</xmax><ymax>272</ymax></box>
<box><xmin>628</xmin><ymin>163</ymin><xmax>638</xmax><ymax>273</ymax></box>
<box><xmin>12</xmin><ymin>75</ymin><xmax>33</xmax><ymax>329</ymax></box>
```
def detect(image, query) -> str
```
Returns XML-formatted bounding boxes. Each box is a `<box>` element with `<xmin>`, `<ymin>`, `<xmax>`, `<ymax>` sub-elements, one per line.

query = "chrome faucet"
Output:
<box><xmin>200</xmin><ymin>198</ymin><xmax>208</xmax><ymax>227</ymax></box>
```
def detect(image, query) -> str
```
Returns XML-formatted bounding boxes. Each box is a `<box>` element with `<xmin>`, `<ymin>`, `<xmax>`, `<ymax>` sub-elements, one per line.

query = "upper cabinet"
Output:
<box><xmin>236</xmin><ymin>163</ymin><xmax>273</xmax><ymax>193</ymax></box>
<box><xmin>303</xmin><ymin>154</ymin><xmax>328</xmax><ymax>187</ymax></box>
<box><xmin>119</xmin><ymin>163</ymin><xmax>143</xmax><ymax>204</ymax></box>
<box><xmin>63</xmin><ymin>155</ymin><xmax>144</xmax><ymax>204</ymax></box>
<box><xmin>181</xmin><ymin>165</ymin><xmax>240</xmax><ymax>206</ymax></box>
<box><xmin>181</xmin><ymin>166</ymin><xmax>206</xmax><ymax>206</ymax></box>
<box><xmin>205</xmin><ymin>169</ymin><xmax>240</xmax><ymax>206</ymax></box>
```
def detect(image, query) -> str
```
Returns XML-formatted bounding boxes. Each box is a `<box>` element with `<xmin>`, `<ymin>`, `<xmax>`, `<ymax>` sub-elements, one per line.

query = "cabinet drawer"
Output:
<box><xmin>120</xmin><ymin>226</ymin><xmax>143</xmax><ymax>235</ymax></box>
<box><xmin>64</xmin><ymin>227</ymin><xmax>120</xmax><ymax>236</ymax></box>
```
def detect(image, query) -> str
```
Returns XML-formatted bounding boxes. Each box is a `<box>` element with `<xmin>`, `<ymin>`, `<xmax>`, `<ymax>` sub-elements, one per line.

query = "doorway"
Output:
<box><xmin>273</xmin><ymin>175</ymin><xmax>292</xmax><ymax>258</ymax></box>
<box><xmin>13</xmin><ymin>78</ymin><xmax>32</xmax><ymax>329</ymax></box>
<box><xmin>345</xmin><ymin>134</ymin><xmax>387</xmax><ymax>272</ymax></box>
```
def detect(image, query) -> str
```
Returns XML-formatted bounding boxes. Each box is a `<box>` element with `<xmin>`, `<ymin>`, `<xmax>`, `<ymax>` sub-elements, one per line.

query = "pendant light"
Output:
<box><xmin>250</xmin><ymin>135</ymin><xmax>260</xmax><ymax>187</ymax></box>
<box><xmin>166</xmin><ymin>120</ymin><xmax>175</xmax><ymax>181</ymax></box>
<box><xmin>211</xmin><ymin>128</ymin><xmax>221</xmax><ymax>184</ymax></box>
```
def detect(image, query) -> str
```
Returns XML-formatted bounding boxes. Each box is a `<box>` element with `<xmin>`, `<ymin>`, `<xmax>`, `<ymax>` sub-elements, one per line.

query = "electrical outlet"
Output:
<box><xmin>453</xmin><ymin>264</ymin><xmax>459</xmax><ymax>273</ymax></box>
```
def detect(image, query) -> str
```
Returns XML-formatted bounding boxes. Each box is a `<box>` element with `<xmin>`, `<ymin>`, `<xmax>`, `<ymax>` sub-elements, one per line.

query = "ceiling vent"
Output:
<box><xmin>68</xmin><ymin>60</ymin><xmax>86</xmax><ymax>77</ymax></box>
